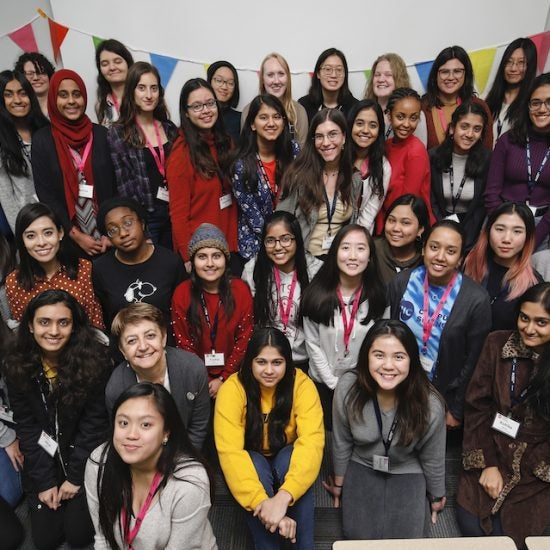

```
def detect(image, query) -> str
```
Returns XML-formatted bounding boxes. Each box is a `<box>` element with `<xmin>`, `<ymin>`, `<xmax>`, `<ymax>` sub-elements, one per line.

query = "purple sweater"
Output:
<box><xmin>484</xmin><ymin>130</ymin><xmax>550</xmax><ymax>247</ymax></box>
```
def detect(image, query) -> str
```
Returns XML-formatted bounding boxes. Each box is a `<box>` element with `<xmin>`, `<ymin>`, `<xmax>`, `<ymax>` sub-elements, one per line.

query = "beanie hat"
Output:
<box><xmin>188</xmin><ymin>223</ymin><xmax>230</xmax><ymax>260</ymax></box>
<box><xmin>96</xmin><ymin>197</ymin><xmax>147</xmax><ymax>236</ymax></box>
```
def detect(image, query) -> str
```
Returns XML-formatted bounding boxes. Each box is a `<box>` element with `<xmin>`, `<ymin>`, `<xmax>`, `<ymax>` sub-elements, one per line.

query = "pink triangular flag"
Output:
<box><xmin>8</xmin><ymin>22</ymin><xmax>39</xmax><ymax>52</ymax></box>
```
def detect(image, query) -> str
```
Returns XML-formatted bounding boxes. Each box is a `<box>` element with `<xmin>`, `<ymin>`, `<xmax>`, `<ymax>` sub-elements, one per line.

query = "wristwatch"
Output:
<box><xmin>428</xmin><ymin>494</ymin><xmax>445</xmax><ymax>503</ymax></box>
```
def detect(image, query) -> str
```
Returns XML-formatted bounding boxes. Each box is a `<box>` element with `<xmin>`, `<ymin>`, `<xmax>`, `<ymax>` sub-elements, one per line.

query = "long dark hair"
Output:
<box><xmin>520</xmin><ymin>284</ymin><xmax>550</xmax><ymax>420</ymax></box>
<box><xmin>346</xmin><ymin>319</ymin><xmax>437</xmax><ymax>445</ymax></box>
<box><xmin>233</xmin><ymin>94</ymin><xmax>294</xmax><ymax>194</ymax></box>
<box><xmin>0</xmin><ymin>234</ymin><xmax>16</xmax><ymax>290</ymax></box>
<box><xmin>347</xmin><ymin>99</ymin><xmax>386</xmax><ymax>199</ymax></box>
<box><xmin>95</xmin><ymin>383</ymin><xmax>211</xmax><ymax>549</ymax></box>
<box><xmin>206</xmin><ymin>60</ymin><xmax>240</xmax><ymax>108</ymax></box>
<box><xmin>178</xmin><ymin>78</ymin><xmax>232</xmax><ymax>177</ymax></box>
<box><xmin>4</xmin><ymin>290</ymin><xmax>108</xmax><ymax>407</ymax></box>
<box><xmin>306</xmin><ymin>48</ymin><xmax>355</xmax><ymax>108</ymax></box>
<box><xmin>281</xmin><ymin>108</ymin><xmax>353</xmax><ymax>217</ymax></box>
<box><xmin>485</xmin><ymin>38</ymin><xmax>537</xmax><ymax>129</ymax></box>
<box><xmin>430</xmin><ymin>101</ymin><xmax>490</xmax><ymax>178</ymax></box>
<box><xmin>14</xmin><ymin>203</ymin><xmax>80</xmax><ymax>291</ymax></box>
<box><xmin>301</xmin><ymin>224</ymin><xmax>385</xmax><ymax>325</ymax></box>
<box><xmin>238</xmin><ymin>328</ymin><xmax>295</xmax><ymax>453</ymax></box>
<box><xmin>253</xmin><ymin>211</ymin><xmax>309</xmax><ymax>327</ymax></box>
<box><xmin>0</xmin><ymin>70</ymin><xmax>48</xmax><ymax>177</ymax></box>
<box><xmin>95</xmin><ymin>38</ymin><xmax>134</xmax><ymax>123</ymax></box>
<box><xmin>423</xmin><ymin>46</ymin><xmax>476</xmax><ymax>108</ymax></box>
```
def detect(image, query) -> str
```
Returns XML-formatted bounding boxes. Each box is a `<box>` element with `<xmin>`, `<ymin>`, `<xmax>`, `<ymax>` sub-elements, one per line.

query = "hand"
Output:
<box><xmin>430</xmin><ymin>496</ymin><xmax>446</xmax><ymax>524</ymax></box>
<box><xmin>184</xmin><ymin>261</ymin><xmax>192</xmax><ymax>274</ymax></box>
<box><xmin>322</xmin><ymin>475</ymin><xmax>343</xmax><ymax>508</ymax></box>
<box><xmin>38</xmin><ymin>487</ymin><xmax>59</xmax><ymax>510</ymax></box>
<box><xmin>479</xmin><ymin>466</ymin><xmax>504</xmax><ymax>499</ymax></box>
<box><xmin>5</xmin><ymin>438</ymin><xmax>24</xmax><ymax>472</ymax></box>
<box><xmin>70</xmin><ymin>230</ymin><xmax>104</xmax><ymax>256</ymax></box>
<box><xmin>58</xmin><ymin>481</ymin><xmax>80</xmax><ymax>502</ymax></box>
<box><xmin>99</xmin><ymin>236</ymin><xmax>111</xmax><ymax>252</ymax></box>
<box><xmin>445</xmin><ymin>411</ymin><xmax>462</xmax><ymax>429</ymax></box>
<box><xmin>277</xmin><ymin>516</ymin><xmax>297</xmax><ymax>543</ymax></box>
<box><xmin>208</xmin><ymin>378</ymin><xmax>223</xmax><ymax>399</ymax></box>
<box><xmin>253</xmin><ymin>490</ymin><xmax>292</xmax><ymax>532</ymax></box>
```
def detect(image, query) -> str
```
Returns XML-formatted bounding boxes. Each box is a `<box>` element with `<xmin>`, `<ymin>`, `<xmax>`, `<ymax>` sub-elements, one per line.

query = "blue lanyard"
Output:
<box><xmin>323</xmin><ymin>188</ymin><xmax>338</xmax><ymax>235</ymax></box>
<box><xmin>526</xmin><ymin>136</ymin><xmax>550</xmax><ymax>196</ymax></box>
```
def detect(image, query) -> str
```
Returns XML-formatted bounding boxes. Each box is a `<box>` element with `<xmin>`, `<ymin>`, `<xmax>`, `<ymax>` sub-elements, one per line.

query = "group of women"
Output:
<box><xmin>0</xmin><ymin>35</ymin><xmax>548</xmax><ymax>550</ymax></box>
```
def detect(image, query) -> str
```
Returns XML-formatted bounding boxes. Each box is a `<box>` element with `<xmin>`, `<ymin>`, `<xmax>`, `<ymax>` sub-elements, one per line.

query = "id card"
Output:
<box><xmin>444</xmin><ymin>213</ymin><xmax>460</xmax><ymax>223</ymax></box>
<box><xmin>492</xmin><ymin>412</ymin><xmax>520</xmax><ymax>439</ymax></box>
<box><xmin>156</xmin><ymin>186</ymin><xmax>169</xmax><ymax>202</ymax></box>
<box><xmin>373</xmin><ymin>454</ymin><xmax>390</xmax><ymax>473</ymax></box>
<box><xmin>38</xmin><ymin>430</ymin><xmax>58</xmax><ymax>457</ymax></box>
<box><xmin>219</xmin><ymin>194</ymin><xmax>232</xmax><ymax>210</ymax></box>
<box><xmin>0</xmin><ymin>406</ymin><xmax>14</xmax><ymax>424</ymax></box>
<box><xmin>79</xmin><ymin>183</ymin><xmax>94</xmax><ymax>199</ymax></box>
<box><xmin>419</xmin><ymin>354</ymin><xmax>434</xmax><ymax>374</ymax></box>
<box><xmin>322</xmin><ymin>235</ymin><xmax>335</xmax><ymax>251</ymax></box>
<box><xmin>204</xmin><ymin>352</ymin><xmax>225</xmax><ymax>367</ymax></box>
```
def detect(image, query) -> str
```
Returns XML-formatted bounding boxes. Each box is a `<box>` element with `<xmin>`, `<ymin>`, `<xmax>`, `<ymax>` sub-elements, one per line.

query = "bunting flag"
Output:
<box><xmin>415</xmin><ymin>60</ymin><xmax>433</xmax><ymax>90</ymax></box>
<box><xmin>363</xmin><ymin>69</ymin><xmax>372</xmax><ymax>82</ymax></box>
<box><xmin>470</xmin><ymin>47</ymin><xmax>497</xmax><ymax>94</ymax></box>
<box><xmin>8</xmin><ymin>22</ymin><xmax>38</xmax><ymax>52</ymax></box>
<box><xmin>530</xmin><ymin>30</ymin><xmax>550</xmax><ymax>73</ymax></box>
<box><xmin>47</xmin><ymin>17</ymin><xmax>69</xmax><ymax>63</ymax></box>
<box><xmin>203</xmin><ymin>63</ymin><xmax>210</xmax><ymax>75</ymax></box>
<box><xmin>92</xmin><ymin>35</ymin><xmax>104</xmax><ymax>50</ymax></box>
<box><xmin>149</xmin><ymin>53</ymin><xmax>178</xmax><ymax>87</ymax></box>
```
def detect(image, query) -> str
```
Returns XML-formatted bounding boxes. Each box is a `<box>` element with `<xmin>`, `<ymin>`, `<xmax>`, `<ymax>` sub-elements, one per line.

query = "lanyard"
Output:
<box><xmin>256</xmin><ymin>154</ymin><xmax>278</xmax><ymax>204</ymax></box>
<box><xmin>68</xmin><ymin>134</ymin><xmax>93</xmax><ymax>183</ymax></box>
<box><xmin>273</xmin><ymin>268</ymin><xmax>297</xmax><ymax>334</ymax></box>
<box><xmin>526</xmin><ymin>136</ymin><xmax>550</xmax><ymax>197</ymax></box>
<box><xmin>323</xmin><ymin>187</ymin><xmax>338</xmax><ymax>235</ymax></box>
<box><xmin>496</xmin><ymin>116</ymin><xmax>503</xmax><ymax>139</ymax></box>
<box><xmin>110</xmin><ymin>92</ymin><xmax>120</xmax><ymax>116</ymax></box>
<box><xmin>336</xmin><ymin>287</ymin><xmax>362</xmax><ymax>355</ymax></box>
<box><xmin>510</xmin><ymin>358</ymin><xmax>530</xmax><ymax>408</ymax></box>
<box><xmin>448</xmin><ymin>163</ymin><xmax>468</xmax><ymax>214</ymax></box>
<box><xmin>373</xmin><ymin>396</ymin><xmax>399</xmax><ymax>457</ymax></box>
<box><xmin>200</xmin><ymin>292</ymin><xmax>221</xmax><ymax>353</ymax></box>
<box><xmin>436</xmin><ymin>98</ymin><xmax>461</xmax><ymax>135</ymax></box>
<box><xmin>135</xmin><ymin>118</ymin><xmax>166</xmax><ymax>183</ymax></box>
<box><xmin>359</xmin><ymin>157</ymin><xmax>369</xmax><ymax>180</ymax></box>
<box><xmin>422</xmin><ymin>271</ymin><xmax>457</xmax><ymax>352</ymax></box>
<box><xmin>385</xmin><ymin>125</ymin><xmax>392</xmax><ymax>139</ymax></box>
<box><xmin>121</xmin><ymin>471</ymin><xmax>163</xmax><ymax>550</ymax></box>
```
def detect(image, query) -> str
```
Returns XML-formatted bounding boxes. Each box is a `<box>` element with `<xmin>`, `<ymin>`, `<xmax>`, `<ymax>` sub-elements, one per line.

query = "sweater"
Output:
<box><xmin>171</xmin><ymin>278</ymin><xmax>254</xmax><ymax>381</ymax></box>
<box><xmin>484</xmin><ymin>130</ymin><xmax>550</xmax><ymax>248</ymax></box>
<box><xmin>165</xmin><ymin>131</ymin><xmax>238</xmax><ymax>261</ymax></box>
<box><xmin>85</xmin><ymin>444</ymin><xmax>217</xmax><ymax>550</ymax></box>
<box><xmin>214</xmin><ymin>369</ymin><xmax>324</xmax><ymax>511</ymax></box>
<box><xmin>333</xmin><ymin>370</ymin><xmax>446</xmax><ymax>499</ymax></box>
<box><xmin>374</xmin><ymin>237</ymin><xmax>423</xmax><ymax>288</ymax></box>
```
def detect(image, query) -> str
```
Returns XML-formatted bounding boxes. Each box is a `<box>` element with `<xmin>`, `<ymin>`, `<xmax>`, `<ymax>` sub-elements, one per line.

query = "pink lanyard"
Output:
<box><xmin>436</xmin><ymin>97</ymin><xmax>462</xmax><ymax>134</ymax></box>
<box><xmin>121</xmin><ymin>471</ymin><xmax>163</xmax><ymax>550</ymax></box>
<box><xmin>135</xmin><ymin>118</ymin><xmax>166</xmax><ymax>182</ymax></box>
<box><xmin>68</xmin><ymin>134</ymin><xmax>93</xmax><ymax>181</ymax></box>
<box><xmin>336</xmin><ymin>287</ymin><xmax>362</xmax><ymax>355</ymax></box>
<box><xmin>273</xmin><ymin>267</ymin><xmax>297</xmax><ymax>334</ymax></box>
<box><xmin>359</xmin><ymin>157</ymin><xmax>369</xmax><ymax>179</ymax></box>
<box><xmin>422</xmin><ymin>271</ymin><xmax>457</xmax><ymax>351</ymax></box>
<box><xmin>110</xmin><ymin>92</ymin><xmax>120</xmax><ymax>116</ymax></box>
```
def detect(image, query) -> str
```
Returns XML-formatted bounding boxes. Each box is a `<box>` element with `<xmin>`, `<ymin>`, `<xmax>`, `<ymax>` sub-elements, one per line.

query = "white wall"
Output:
<box><xmin>2</xmin><ymin>0</ymin><xmax>549</xmax><ymax>122</ymax></box>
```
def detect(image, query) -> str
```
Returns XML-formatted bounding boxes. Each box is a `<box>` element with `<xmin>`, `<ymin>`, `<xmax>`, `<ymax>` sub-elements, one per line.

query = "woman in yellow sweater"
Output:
<box><xmin>214</xmin><ymin>327</ymin><xmax>324</xmax><ymax>549</ymax></box>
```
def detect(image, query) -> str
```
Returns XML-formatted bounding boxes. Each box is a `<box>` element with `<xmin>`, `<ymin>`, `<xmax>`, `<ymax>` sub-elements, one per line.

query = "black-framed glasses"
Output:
<box><xmin>187</xmin><ymin>99</ymin><xmax>217</xmax><ymax>113</ymax></box>
<box><xmin>264</xmin><ymin>234</ymin><xmax>295</xmax><ymax>248</ymax></box>
<box><xmin>528</xmin><ymin>99</ymin><xmax>550</xmax><ymax>111</ymax></box>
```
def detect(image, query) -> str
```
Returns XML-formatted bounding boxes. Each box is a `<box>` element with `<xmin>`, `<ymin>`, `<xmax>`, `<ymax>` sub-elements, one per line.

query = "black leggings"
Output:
<box><xmin>456</xmin><ymin>504</ymin><xmax>504</xmax><ymax>537</ymax></box>
<box><xmin>0</xmin><ymin>496</ymin><xmax>24</xmax><ymax>550</ymax></box>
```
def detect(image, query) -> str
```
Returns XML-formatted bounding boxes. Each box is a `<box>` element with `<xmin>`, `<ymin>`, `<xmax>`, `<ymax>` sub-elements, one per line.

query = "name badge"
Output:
<box><xmin>492</xmin><ymin>412</ymin><xmax>520</xmax><ymax>439</ymax></box>
<box><xmin>419</xmin><ymin>353</ymin><xmax>434</xmax><ymax>374</ymax></box>
<box><xmin>204</xmin><ymin>352</ymin><xmax>225</xmax><ymax>367</ymax></box>
<box><xmin>38</xmin><ymin>430</ymin><xmax>58</xmax><ymax>457</ymax></box>
<box><xmin>79</xmin><ymin>183</ymin><xmax>94</xmax><ymax>199</ymax></box>
<box><xmin>219</xmin><ymin>194</ymin><xmax>232</xmax><ymax>210</ymax></box>
<box><xmin>156</xmin><ymin>186</ymin><xmax>169</xmax><ymax>202</ymax></box>
<box><xmin>0</xmin><ymin>406</ymin><xmax>14</xmax><ymax>424</ymax></box>
<box><xmin>372</xmin><ymin>454</ymin><xmax>390</xmax><ymax>473</ymax></box>
<box><xmin>444</xmin><ymin>213</ymin><xmax>460</xmax><ymax>223</ymax></box>
<box><xmin>322</xmin><ymin>235</ymin><xmax>335</xmax><ymax>250</ymax></box>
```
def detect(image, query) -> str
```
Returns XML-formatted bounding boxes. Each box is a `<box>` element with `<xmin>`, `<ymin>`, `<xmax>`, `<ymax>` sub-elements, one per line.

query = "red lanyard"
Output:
<box><xmin>135</xmin><ymin>118</ymin><xmax>166</xmax><ymax>182</ymax></box>
<box><xmin>110</xmin><ymin>92</ymin><xmax>120</xmax><ymax>116</ymax></box>
<box><xmin>121</xmin><ymin>471</ymin><xmax>163</xmax><ymax>549</ymax></box>
<box><xmin>273</xmin><ymin>267</ymin><xmax>297</xmax><ymax>334</ymax></box>
<box><xmin>422</xmin><ymin>271</ymin><xmax>457</xmax><ymax>351</ymax></box>
<box><xmin>336</xmin><ymin>287</ymin><xmax>362</xmax><ymax>355</ymax></box>
<box><xmin>436</xmin><ymin>98</ymin><xmax>461</xmax><ymax>134</ymax></box>
<box><xmin>359</xmin><ymin>157</ymin><xmax>369</xmax><ymax>179</ymax></box>
<box><xmin>68</xmin><ymin>133</ymin><xmax>93</xmax><ymax>180</ymax></box>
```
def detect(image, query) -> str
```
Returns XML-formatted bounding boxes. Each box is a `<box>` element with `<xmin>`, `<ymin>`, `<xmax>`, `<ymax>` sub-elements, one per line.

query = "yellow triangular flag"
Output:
<box><xmin>469</xmin><ymin>47</ymin><xmax>497</xmax><ymax>95</ymax></box>
<box><xmin>203</xmin><ymin>63</ymin><xmax>210</xmax><ymax>76</ymax></box>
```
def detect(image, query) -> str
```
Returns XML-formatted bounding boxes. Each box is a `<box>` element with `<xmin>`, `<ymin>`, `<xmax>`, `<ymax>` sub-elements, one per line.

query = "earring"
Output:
<box><xmin>162</xmin><ymin>437</ymin><xmax>168</xmax><ymax>446</ymax></box>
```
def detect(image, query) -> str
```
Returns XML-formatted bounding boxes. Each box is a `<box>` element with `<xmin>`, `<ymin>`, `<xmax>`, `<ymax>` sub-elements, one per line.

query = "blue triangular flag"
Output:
<box><xmin>149</xmin><ymin>53</ymin><xmax>179</xmax><ymax>87</ymax></box>
<box><xmin>415</xmin><ymin>60</ymin><xmax>434</xmax><ymax>93</ymax></box>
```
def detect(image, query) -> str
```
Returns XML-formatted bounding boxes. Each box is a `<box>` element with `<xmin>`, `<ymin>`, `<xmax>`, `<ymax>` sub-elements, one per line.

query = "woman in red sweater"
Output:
<box><xmin>171</xmin><ymin>223</ymin><xmax>253</xmax><ymax>399</ymax></box>
<box><xmin>166</xmin><ymin>78</ymin><xmax>238</xmax><ymax>273</ymax></box>
<box><xmin>375</xmin><ymin>88</ymin><xmax>434</xmax><ymax>234</ymax></box>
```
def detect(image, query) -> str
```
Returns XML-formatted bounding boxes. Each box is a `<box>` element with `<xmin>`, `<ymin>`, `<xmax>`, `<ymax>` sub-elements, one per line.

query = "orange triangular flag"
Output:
<box><xmin>48</xmin><ymin>18</ymin><xmax>69</xmax><ymax>63</ymax></box>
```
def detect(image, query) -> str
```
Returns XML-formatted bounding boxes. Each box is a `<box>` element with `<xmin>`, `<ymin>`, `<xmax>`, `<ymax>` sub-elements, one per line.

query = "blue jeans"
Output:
<box><xmin>0</xmin><ymin>447</ymin><xmax>22</xmax><ymax>507</ymax></box>
<box><xmin>245</xmin><ymin>445</ymin><xmax>314</xmax><ymax>550</ymax></box>
<box><xmin>146</xmin><ymin>202</ymin><xmax>172</xmax><ymax>249</ymax></box>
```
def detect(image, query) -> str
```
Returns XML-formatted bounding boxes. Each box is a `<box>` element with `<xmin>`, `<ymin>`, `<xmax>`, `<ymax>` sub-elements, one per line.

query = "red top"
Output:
<box><xmin>171</xmin><ymin>278</ymin><xmax>254</xmax><ymax>380</ymax></box>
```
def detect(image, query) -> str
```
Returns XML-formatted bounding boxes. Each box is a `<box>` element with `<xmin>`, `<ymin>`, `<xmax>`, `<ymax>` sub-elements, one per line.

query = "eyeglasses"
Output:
<box><xmin>106</xmin><ymin>217</ymin><xmax>136</xmax><ymax>238</ymax></box>
<box><xmin>313</xmin><ymin>130</ymin><xmax>342</xmax><ymax>144</ymax></box>
<box><xmin>264</xmin><ymin>234</ymin><xmax>295</xmax><ymax>248</ymax></box>
<box><xmin>505</xmin><ymin>59</ymin><xmax>526</xmax><ymax>69</ymax></box>
<box><xmin>187</xmin><ymin>99</ymin><xmax>218</xmax><ymax>113</ymax></box>
<box><xmin>212</xmin><ymin>76</ymin><xmax>235</xmax><ymax>88</ymax></box>
<box><xmin>438</xmin><ymin>68</ymin><xmax>465</xmax><ymax>78</ymax></box>
<box><xmin>24</xmin><ymin>71</ymin><xmax>47</xmax><ymax>79</ymax></box>
<box><xmin>528</xmin><ymin>98</ymin><xmax>550</xmax><ymax>111</ymax></box>
<box><xmin>320</xmin><ymin>65</ymin><xmax>345</xmax><ymax>76</ymax></box>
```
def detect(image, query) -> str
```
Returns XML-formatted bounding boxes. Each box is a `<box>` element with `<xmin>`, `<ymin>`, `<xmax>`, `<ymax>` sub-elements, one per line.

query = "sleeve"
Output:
<box><xmin>107</xmin><ymin>126</ymin><xmax>134</xmax><ymax>197</ymax></box>
<box><xmin>279</xmin><ymin>374</ymin><xmax>324</xmax><ymax>502</ymax></box>
<box><xmin>231</xmin><ymin>161</ymin><xmax>266</xmax><ymax>239</ymax></box>
<box><xmin>84</xmin><ymin>453</ymin><xmax>111</xmax><ymax>550</ymax></box>
<box><xmin>294</xmin><ymin>103</ymin><xmax>309</xmax><ymax>147</ymax></box>
<box><xmin>406</xmin><ymin>144</ymin><xmax>436</xmax><ymax>224</ymax></box>
<box><xmin>414</xmin><ymin>110</ymin><xmax>429</xmax><ymax>147</ymax></box>
<box><xmin>5</xmin><ymin>273</ymin><xmax>24</xmax><ymax>322</ymax></box>
<box><xmin>171</xmin><ymin>284</ymin><xmax>199</xmax><ymax>355</ymax></box>
<box><xmin>535</xmin><ymin>208</ymin><xmax>550</xmax><ymax>249</ymax></box>
<box><xmin>331</xmin><ymin>374</ymin><xmax>355</xmax><ymax>477</ymax></box>
<box><xmin>79</xmin><ymin>260</ymin><xmax>105</xmax><ymax>330</ymax></box>
<box><xmin>0</xmin><ymin>421</ymin><xmax>16</xmax><ymax>448</ymax></box>
<box><xmin>185</xmin><ymin>358</ymin><xmax>211</xmax><ymax>451</ymax></box>
<box><xmin>356</xmin><ymin>158</ymin><xmax>391</xmax><ymax>234</ymax></box>
<box><xmin>214</xmin><ymin>376</ymin><xmax>269</xmax><ymax>510</ymax></box>
<box><xmin>303</xmin><ymin>316</ymin><xmax>339</xmax><ymax>390</ymax></box>
<box><xmin>484</xmin><ymin>136</ymin><xmax>507</xmax><ymax>212</ymax></box>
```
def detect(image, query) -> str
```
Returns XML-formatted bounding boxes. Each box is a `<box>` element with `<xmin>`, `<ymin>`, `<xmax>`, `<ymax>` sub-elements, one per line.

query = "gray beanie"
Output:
<box><xmin>188</xmin><ymin>223</ymin><xmax>230</xmax><ymax>260</ymax></box>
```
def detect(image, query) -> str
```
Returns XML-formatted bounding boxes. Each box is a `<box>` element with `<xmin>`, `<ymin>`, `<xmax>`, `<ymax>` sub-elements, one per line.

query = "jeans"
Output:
<box><xmin>0</xmin><ymin>447</ymin><xmax>22</xmax><ymax>507</ymax></box>
<box><xmin>146</xmin><ymin>201</ymin><xmax>172</xmax><ymax>249</ymax></box>
<box><xmin>456</xmin><ymin>504</ymin><xmax>504</xmax><ymax>537</ymax></box>
<box><xmin>246</xmin><ymin>445</ymin><xmax>314</xmax><ymax>549</ymax></box>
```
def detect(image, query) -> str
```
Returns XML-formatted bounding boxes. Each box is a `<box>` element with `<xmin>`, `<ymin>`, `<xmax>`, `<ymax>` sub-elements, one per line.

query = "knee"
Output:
<box><xmin>64</xmin><ymin>495</ymin><xmax>95</xmax><ymax>548</ymax></box>
<box><xmin>272</xmin><ymin>445</ymin><xmax>293</xmax><ymax>483</ymax></box>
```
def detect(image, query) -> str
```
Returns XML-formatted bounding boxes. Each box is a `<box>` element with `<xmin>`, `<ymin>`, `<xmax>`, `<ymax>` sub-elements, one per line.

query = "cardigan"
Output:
<box><xmin>457</xmin><ymin>330</ymin><xmax>550</xmax><ymax>546</ymax></box>
<box><xmin>388</xmin><ymin>268</ymin><xmax>491</xmax><ymax>420</ymax></box>
<box><xmin>105</xmin><ymin>347</ymin><xmax>210</xmax><ymax>450</ymax></box>
<box><xmin>214</xmin><ymin>369</ymin><xmax>324</xmax><ymax>511</ymax></box>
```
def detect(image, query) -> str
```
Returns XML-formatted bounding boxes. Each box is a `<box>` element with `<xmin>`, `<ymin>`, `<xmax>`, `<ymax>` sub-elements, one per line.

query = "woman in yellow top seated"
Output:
<box><xmin>214</xmin><ymin>327</ymin><xmax>324</xmax><ymax>549</ymax></box>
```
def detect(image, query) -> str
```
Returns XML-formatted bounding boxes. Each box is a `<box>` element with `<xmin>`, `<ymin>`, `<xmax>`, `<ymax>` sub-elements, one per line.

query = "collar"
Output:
<box><xmin>501</xmin><ymin>331</ymin><xmax>540</xmax><ymax>361</ymax></box>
